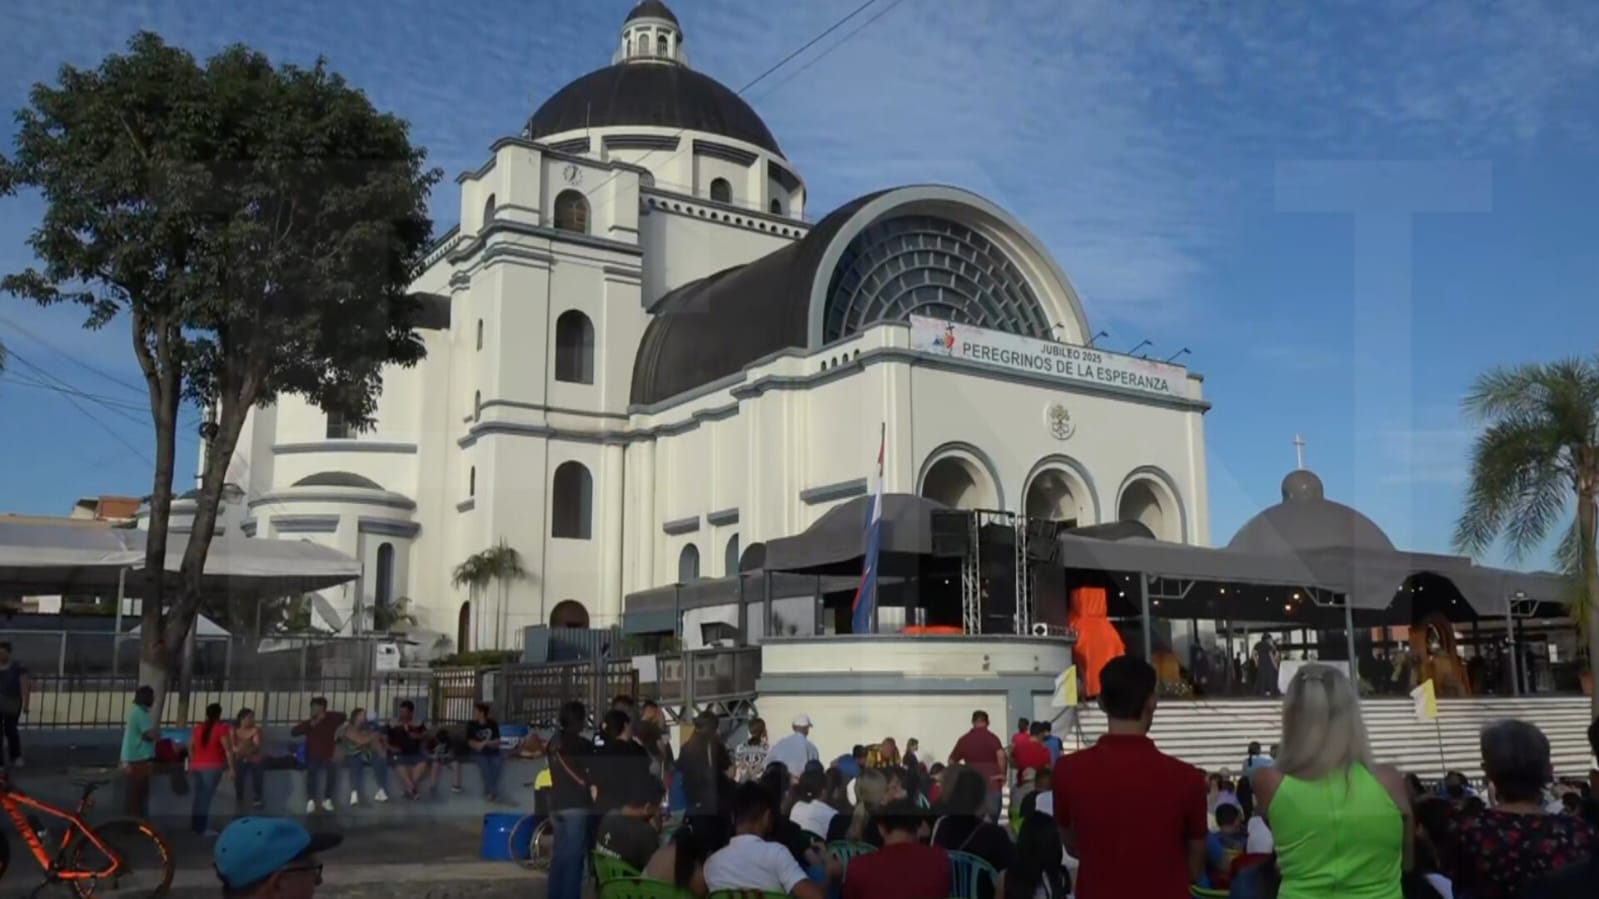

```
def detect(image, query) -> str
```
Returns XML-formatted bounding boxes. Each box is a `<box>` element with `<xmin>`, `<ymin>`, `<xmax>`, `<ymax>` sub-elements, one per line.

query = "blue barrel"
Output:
<box><xmin>498</xmin><ymin>723</ymin><xmax>530</xmax><ymax>750</ymax></box>
<box><xmin>482</xmin><ymin>812</ymin><xmax>535</xmax><ymax>860</ymax></box>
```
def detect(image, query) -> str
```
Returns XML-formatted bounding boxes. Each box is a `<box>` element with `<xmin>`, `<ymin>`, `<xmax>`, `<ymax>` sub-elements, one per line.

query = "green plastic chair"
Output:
<box><xmin>1191</xmin><ymin>888</ymin><xmax>1231</xmax><ymax>899</ymax></box>
<box><xmin>948</xmin><ymin>850</ymin><xmax>999</xmax><ymax>899</ymax></box>
<box><xmin>601</xmin><ymin>877</ymin><xmax>694</xmax><ymax>899</ymax></box>
<box><xmin>592</xmin><ymin>851</ymin><xmax>642</xmax><ymax>885</ymax></box>
<box><xmin>826</xmin><ymin>840</ymin><xmax>876</xmax><ymax>877</ymax></box>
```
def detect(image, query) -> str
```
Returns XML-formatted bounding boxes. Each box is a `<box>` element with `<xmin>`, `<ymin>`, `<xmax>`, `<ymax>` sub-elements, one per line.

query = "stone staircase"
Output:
<box><xmin>1070</xmin><ymin>697</ymin><xmax>1596</xmax><ymax>780</ymax></box>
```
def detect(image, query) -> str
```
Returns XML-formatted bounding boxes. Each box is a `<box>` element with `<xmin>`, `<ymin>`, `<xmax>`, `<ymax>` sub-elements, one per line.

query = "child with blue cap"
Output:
<box><xmin>214</xmin><ymin>816</ymin><xmax>340</xmax><ymax>897</ymax></box>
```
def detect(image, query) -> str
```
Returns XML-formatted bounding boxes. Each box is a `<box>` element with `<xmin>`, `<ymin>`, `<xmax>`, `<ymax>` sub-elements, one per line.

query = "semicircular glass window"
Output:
<box><xmin>822</xmin><ymin>215</ymin><xmax>1052</xmax><ymax>343</ymax></box>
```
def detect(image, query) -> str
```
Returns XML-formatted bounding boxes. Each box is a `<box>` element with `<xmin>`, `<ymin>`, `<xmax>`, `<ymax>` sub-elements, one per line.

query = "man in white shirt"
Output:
<box><xmin>704</xmin><ymin>782</ymin><xmax>827</xmax><ymax>899</ymax></box>
<box><xmin>765</xmin><ymin>714</ymin><xmax>820</xmax><ymax>780</ymax></box>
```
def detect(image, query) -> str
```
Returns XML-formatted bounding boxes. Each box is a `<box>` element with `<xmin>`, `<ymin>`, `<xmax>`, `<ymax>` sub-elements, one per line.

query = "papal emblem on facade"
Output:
<box><xmin>1046</xmin><ymin>402</ymin><xmax>1075</xmax><ymax>440</ymax></box>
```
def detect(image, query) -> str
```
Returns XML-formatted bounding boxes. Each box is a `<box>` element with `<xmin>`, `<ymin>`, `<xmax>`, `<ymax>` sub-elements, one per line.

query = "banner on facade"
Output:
<box><xmin>907</xmin><ymin>315</ymin><xmax>1188</xmax><ymax>400</ymax></box>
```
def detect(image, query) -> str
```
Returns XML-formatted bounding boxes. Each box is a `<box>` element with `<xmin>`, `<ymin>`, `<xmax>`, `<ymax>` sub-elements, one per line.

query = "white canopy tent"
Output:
<box><xmin>0</xmin><ymin>519</ymin><xmax>361</xmax><ymax>597</ymax></box>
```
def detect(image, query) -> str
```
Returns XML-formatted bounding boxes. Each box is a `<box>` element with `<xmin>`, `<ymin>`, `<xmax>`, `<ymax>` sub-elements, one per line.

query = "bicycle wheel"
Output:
<box><xmin>67</xmin><ymin>818</ymin><xmax>174</xmax><ymax>898</ymax></box>
<box><xmin>518</xmin><ymin>812</ymin><xmax>556</xmax><ymax>870</ymax></box>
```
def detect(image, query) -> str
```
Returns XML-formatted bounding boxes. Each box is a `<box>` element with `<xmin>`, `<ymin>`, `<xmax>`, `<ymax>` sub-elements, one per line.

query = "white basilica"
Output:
<box><xmin>209</xmin><ymin>1</ymin><xmax>1212</xmax><ymax>650</ymax></box>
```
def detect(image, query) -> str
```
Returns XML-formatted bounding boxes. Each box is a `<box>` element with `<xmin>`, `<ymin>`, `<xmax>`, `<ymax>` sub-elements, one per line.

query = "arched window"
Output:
<box><xmin>551</xmin><ymin>461</ymin><xmax>593</xmax><ymax>539</ymax></box>
<box><xmin>554</xmin><ymin>189</ymin><xmax>590</xmax><ymax>234</ymax></box>
<box><xmin>482</xmin><ymin>193</ymin><xmax>496</xmax><ymax>227</ymax></box>
<box><xmin>657</xmin><ymin>34</ymin><xmax>669</xmax><ymax>57</ymax></box>
<box><xmin>374</xmin><ymin>543</ymin><xmax>395</xmax><ymax>612</ymax></box>
<box><xmin>554</xmin><ymin>310</ymin><xmax>596</xmax><ymax>384</ymax></box>
<box><xmin>473</xmin><ymin>390</ymin><xmax>482</xmax><ymax>422</ymax></box>
<box><xmin>678</xmin><ymin>544</ymin><xmax>700</xmax><ymax>583</ymax></box>
<box><xmin>710</xmin><ymin>178</ymin><xmax>732</xmax><ymax>204</ymax></box>
<box><xmin>636</xmin><ymin>32</ymin><xmax>649</xmax><ymax>56</ymax></box>
<box><xmin>476</xmin><ymin>318</ymin><xmax>484</xmax><ymax>351</ymax></box>
<box><xmin>769</xmin><ymin>198</ymin><xmax>783</xmax><ymax>215</ymax></box>
<box><xmin>326</xmin><ymin>411</ymin><xmax>355</xmax><ymax>439</ymax></box>
<box><xmin>724</xmin><ymin>535</ymin><xmax>740</xmax><ymax>577</ymax></box>
<box><xmin>468</xmin><ymin>466</ymin><xmax>476</xmax><ymax>498</ymax></box>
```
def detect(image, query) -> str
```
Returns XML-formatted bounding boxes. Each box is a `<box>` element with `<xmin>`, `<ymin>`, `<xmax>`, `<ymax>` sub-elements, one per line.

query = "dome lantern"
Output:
<box><xmin>615</xmin><ymin>1</ymin><xmax>686</xmax><ymax>66</ymax></box>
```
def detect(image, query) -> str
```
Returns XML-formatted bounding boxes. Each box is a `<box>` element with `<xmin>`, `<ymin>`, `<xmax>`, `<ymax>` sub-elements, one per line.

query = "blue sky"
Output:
<box><xmin>2</xmin><ymin>0</ymin><xmax>1597</xmax><ymax>568</ymax></box>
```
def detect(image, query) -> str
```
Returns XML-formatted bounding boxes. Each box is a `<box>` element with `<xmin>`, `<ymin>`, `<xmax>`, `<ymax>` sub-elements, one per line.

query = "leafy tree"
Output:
<box><xmin>451</xmin><ymin>542</ymin><xmax>528</xmax><ymax>651</ymax></box>
<box><xmin>0</xmin><ymin>33</ymin><xmax>439</xmax><ymax>713</ymax></box>
<box><xmin>1454</xmin><ymin>356</ymin><xmax>1599</xmax><ymax>713</ymax></box>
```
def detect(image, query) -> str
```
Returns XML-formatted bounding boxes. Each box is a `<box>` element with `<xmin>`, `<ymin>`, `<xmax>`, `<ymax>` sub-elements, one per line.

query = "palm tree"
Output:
<box><xmin>1453</xmin><ymin>356</ymin><xmax>1599</xmax><ymax>713</ymax></box>
<box><xmin>451</xmin><ymin>541</ymin><xmax>527</xmax><ymax>651</ymax></box>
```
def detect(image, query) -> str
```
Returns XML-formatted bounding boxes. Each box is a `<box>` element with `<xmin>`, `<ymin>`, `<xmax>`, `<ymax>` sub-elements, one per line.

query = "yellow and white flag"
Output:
<box><xmin>1053</xmin><ymin>665</ymin><xmax>1080</xmax><ymax>708</ymax></box>
<box><xmin>1410</xmin><ymin>679</ymin><xmax>1438</xmax><ymax>722</ymax></box>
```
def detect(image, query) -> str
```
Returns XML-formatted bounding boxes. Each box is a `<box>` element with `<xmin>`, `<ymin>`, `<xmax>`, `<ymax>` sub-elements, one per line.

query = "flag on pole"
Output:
<box><xmin>851</xmin><ymin>424</ymin><xmax>887</xmax><ymax>635</ymax></box>
<box><xmin>1410</xmin><ymin>679</ymin><xmax>1438</xmax><ymax>721</ymax></box>
<box><xmin>1052</xmin><ymin>665</ymin><xmax>1080</xmax><ymax>708</ymax></box>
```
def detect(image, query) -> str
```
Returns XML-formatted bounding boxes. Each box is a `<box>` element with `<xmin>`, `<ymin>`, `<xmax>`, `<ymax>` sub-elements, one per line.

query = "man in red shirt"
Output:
<box><xmin>1053</xmin><ymin>656</ymin><xmax>1206</xmax><ymax>899</ymax></box>
<box><xmin>1012</xmin><ymin>720</ymin><xmax>1053</xmax><ymax>813</ymax></box>
<box><xmin>1011</xmin><ymin>717</ymin><xmax>1031</xmax><ymax>751</ymax></box>
<box><xmin>843</xmin><ymin>799</ymin><xmax>949</xmax><ymax>899</ymax></box>
<box><xmin>949</xmin><ymin>709</ymin><xmax>1006</xmax><ymax>820</ymax></box>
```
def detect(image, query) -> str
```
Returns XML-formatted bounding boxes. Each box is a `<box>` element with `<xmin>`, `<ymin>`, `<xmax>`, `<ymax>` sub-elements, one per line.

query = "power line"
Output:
<box><xmin>748</xmin><ymin>0</ymin><xmax>913</xmax><ymax>105</ymax></box>
<box><xmin>6</xmin><ymin>349</ymin><xmax>158</xmax><ymax>432</ymax></box>
<box><xmin>0</xmin><ymin>312</ymin><xmax>147</xmax><ymax>396</ymax></box>
<box><xmin>566</xmin><ymin>0</ymin><xmax>890</xmax><ymax>219</ymax></box>
<box><xmin>3</xmin><ymin>374</ymin><xmax>151</xmax><ymax>413</ymax></box>
<box><xmin>6</xmin><ymin>351</ymin><xmax>153</xmax><ymax>465</ymax></box>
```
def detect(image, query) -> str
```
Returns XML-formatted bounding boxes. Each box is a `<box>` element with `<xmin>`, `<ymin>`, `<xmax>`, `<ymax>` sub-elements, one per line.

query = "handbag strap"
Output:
<box><xmin>553</xmin><ymin>738</ymin><xmax>588</xmax><ymax>787</ymax></box>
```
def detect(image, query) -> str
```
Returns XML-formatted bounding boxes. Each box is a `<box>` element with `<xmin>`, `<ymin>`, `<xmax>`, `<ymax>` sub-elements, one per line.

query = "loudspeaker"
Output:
<box><xmin>930</xmin><ymin>510</ymin><xmax>972</xmax><ymax>557</ymax></box>
<box><xmin>1025</xmin><ymin>517</ymin><xmax>1069</xmax><ymax>562</ymax></box>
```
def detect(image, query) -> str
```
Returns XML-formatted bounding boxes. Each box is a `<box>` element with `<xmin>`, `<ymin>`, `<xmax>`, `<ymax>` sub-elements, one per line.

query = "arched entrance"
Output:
<box><xmin>457</xmin><ymin>600</ymin><xmax>471</xmax><ymax>652</ymax></box>
<box><xmin>549</xmin><ymin>600</ymin><xmax>590</xmax><ymax>629</ymax></box>
<box><xmin>1025</xmin><ymin>469</ymin><xmax>1084</xmax><ymax>523</ymax></box>
<box><xmin>1118</xmin><ymin>479</ymin><xmax>1170</xmax><ymax>540</ymax></box>
<box><xmin>920</xmin><ymin>454</ymin><xmax>999</xmax><ymax>510</ymax></box>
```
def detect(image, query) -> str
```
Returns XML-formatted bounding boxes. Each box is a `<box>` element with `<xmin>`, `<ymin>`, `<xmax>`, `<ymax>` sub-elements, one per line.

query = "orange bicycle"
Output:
<box><xmin>0</xmin><ymin>772</ymin><xmax>174</xmax><ymax>897</ymax></box>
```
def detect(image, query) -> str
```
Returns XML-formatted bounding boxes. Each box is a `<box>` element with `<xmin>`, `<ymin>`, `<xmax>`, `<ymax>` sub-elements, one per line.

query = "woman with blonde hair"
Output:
<box><xmin>1251</xmin><ymin>663</ymin><xmax>1410</xmax><ymax>899</ymax></box>
<box><xmin>846</xmin><ymin>768</ymin><xmax>888</xmax><ymax>845</ymax></box>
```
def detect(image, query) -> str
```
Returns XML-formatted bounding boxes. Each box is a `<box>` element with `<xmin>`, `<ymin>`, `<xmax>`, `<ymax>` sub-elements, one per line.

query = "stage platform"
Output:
<box><xmin>1071</xmin><ymin>695</ymin><xmax>1595</xmax><ymax>781</ymax></box>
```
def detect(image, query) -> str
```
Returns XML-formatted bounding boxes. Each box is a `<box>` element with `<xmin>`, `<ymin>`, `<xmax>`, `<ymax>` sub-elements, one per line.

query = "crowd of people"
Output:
<box><xmin>103</xmin><ymin>654</ymin><xmax>1599</xmax><ymax>899</ymax></box>
<box><xmin>546</xmin><ymin>659</ymin><xmax>1598</xmax><ymax>899</ymax></box>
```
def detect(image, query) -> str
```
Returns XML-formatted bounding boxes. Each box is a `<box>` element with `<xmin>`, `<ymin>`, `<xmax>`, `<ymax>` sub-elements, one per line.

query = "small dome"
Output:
<box><xmin>625</xmin><ymin>0</ymin><xmax>679</xmax><ymax>25</ymax></box>
<box><xmin>1227</xmin><ymin>468</ymin><xmax>1395</xmax><ymax>556</ymax></box>
<box><xmin>292</xmin><ymin>471</ymin><xmax>385</xmax><ymax>490</ymax></box>
<box><xmin>1281</xmin><ymin>469</ymin><xmax>1324</xmax><ymax>502</ymax></box>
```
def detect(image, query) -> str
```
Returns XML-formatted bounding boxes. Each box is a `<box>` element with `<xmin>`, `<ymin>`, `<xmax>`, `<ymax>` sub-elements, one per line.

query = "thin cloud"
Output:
<box><xmin>1379</xmin><ymin>428</ymin><xmax>1473</xmax><ymax>486</ymax></box>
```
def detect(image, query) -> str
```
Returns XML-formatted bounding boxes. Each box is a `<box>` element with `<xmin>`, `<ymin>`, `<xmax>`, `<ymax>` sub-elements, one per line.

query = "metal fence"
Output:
<box><xmin>24</xmin><ymin>673</ymin><xmax>434</xmax><ymax>730</ymax></box>
<box><xmin>655</xmin><ymin>647</ymin><xmax>761</xmax><ymax>709</ymax></box>
<box><xmin>25</xmin><ymin>659</ymin><xmax>639</xmax><ymax>730</ymax></box>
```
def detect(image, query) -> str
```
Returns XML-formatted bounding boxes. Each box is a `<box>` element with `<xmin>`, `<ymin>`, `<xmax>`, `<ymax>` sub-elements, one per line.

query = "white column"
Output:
<box><xmin>600</xmin><ymin>442</ymin><xmax>626</xmax><ymax>623</ymax></box>
<box><xmin>629</xmin><ymin>439</ymin><xmax>657</xmax><ymax>591</ymax></box>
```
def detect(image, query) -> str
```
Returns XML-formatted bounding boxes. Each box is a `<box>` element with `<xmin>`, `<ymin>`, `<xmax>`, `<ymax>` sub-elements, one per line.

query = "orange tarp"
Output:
<box><xmin>1068</xmin><ymin>586</ymin><xmax>1125</xmax><ymax>697</ymax></box>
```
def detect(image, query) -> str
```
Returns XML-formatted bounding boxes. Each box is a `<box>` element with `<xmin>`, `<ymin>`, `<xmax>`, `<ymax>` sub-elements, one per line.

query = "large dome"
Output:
<box><xmin>1227</xmin><ymin>469</ymin><xmax>1396</xmax><ymax>556</ymax></box>
<box><xmin>526</xmin><ymin>63</ymin><xmax>784</xmax><ymax>158</ymax></box>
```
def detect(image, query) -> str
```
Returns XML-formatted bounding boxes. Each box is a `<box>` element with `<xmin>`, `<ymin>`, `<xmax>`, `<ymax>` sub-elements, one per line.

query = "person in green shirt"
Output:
<box><xmin>120</xmin><ymin>685</ymin><xmax>159</xmax><ymax>817</ymax></box>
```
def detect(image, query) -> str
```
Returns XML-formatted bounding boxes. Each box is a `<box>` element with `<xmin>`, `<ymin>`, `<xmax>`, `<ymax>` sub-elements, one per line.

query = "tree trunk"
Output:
<box><xmin>163</xmin><ymin>388</ymin><xmax>253</xmax><ymax>724</ymax></box>
<box><xmin>1579</xmin><ymin>488</ymin><xmax>1599</xmax><ymax>717</ymax></box>
<box><xmin>136</xmin><ymin>324</ymin><xmax>183</xmax><ymax>723</ymax></box>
